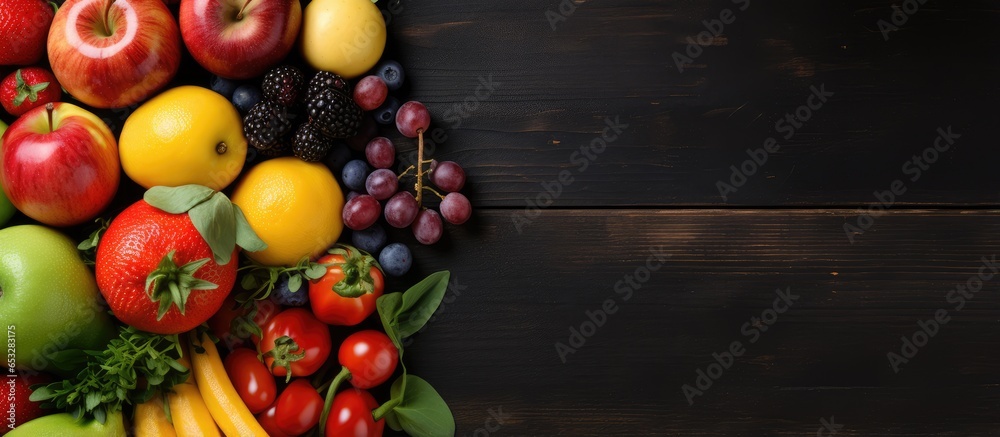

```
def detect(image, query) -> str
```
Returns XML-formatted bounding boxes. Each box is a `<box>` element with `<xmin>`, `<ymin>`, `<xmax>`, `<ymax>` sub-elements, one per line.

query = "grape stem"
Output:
<box><xmin>422</xmin><ymin>186</ymin><xmax>446</xmax><ymax>200</ymax></box>
<box><xmin>415</xmin><ymin>129</ymin><xmax>425</xmax><ymax>206</ymax></box>
<box><xmin>397</xmin><ymin>165</ymin><xmax>415</xmax><ymax>179</ymax></box>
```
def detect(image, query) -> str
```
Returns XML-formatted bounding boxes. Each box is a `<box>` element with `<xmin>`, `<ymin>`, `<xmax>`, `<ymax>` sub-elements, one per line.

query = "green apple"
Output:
<box><xmin>8</xmin><ymin>410</ymin><xmax>126</xmax><ymax>436</ymax></box>
<box><xmin>0</xmin><ymin>225</ymin><xmax>116</xmax><ymax>373</ymax></box>
<box><xmin>0</xmin><ymin>119</ymin><xmax>16</xmax><ymax>227</ymax></box>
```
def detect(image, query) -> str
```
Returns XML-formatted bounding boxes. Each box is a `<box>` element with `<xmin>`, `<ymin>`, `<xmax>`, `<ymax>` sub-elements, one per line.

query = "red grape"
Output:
<box><xmin>430</xmin><ymin>161</ymin><xmax>466</xmax><ymax>192</ymax></box>
<box><xmin>366</xmin><ymin>169</ymin><xmax>399</xmax><ymax>200</ymax></box>
<box><xmin>343</xmin><ymin>195</ymin><xmax>381</xmax><ymax>230</ymax></box>
<box><xmin>365</xmin><ymin>137</ymin><xmax>396</xmax><ymax>169</ymax></box>
<box><xmin>396</xmin><ymin>101</ymin><xmax>431</xmax><ymax>138</ymax></box>
<box><xmin>353</xmin><ymin>75</ymin><xmax>389</xmax><ymax>111</ymax></box>
<box><xmin>384</xmin><ymin>192</ymin><xmax>419</xmax><ymax>228</ymax></box>
<box><xmin>440</xmin><ymin>192</ymin><xmax>471</xmax><ymax>225</ymax></box>
<box><xmin>412</xmin><ymin>209</ymin><xmax>443</xmax><ymax>245</ymax></box>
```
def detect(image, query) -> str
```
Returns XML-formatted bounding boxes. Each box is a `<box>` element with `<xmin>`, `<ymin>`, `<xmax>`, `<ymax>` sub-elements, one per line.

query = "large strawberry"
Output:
<box><xmin>0</xmin><ymin>0</ymin><xmax>55</xmax><ymax>66</ymax></box>
<box><xmin>0</xmin><ymin>68</ymin><xmax>61</xmax><ymax>116</ymax></box>
<box><xmin>96</xmin><ymin>185</ymin><xmax>266</xmax><ymax>334</ymax></box>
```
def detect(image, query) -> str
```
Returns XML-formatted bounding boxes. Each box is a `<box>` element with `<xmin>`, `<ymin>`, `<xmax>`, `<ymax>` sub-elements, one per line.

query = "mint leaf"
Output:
<box><xmin>390</xmin><ymin>375</ymin><xmax>455</xmax><ymax>437</ymax></box>
<box><xmin>144</xmin><ymin>185</ymin><xmax>215</xmax><ymax>214</ymax></box>
<box><xmin>188</xmin><ymin>193</ymin><xmax>237</xmax><ymax>265</ymax></box>
<box><xmin>233</xmin><ymin>204</ymin><xmax>267</xmax><ymax>252</ymax></box>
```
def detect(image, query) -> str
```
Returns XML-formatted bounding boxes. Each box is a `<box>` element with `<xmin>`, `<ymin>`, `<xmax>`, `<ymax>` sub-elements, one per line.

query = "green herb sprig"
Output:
<box><xmin>30</xmin><ymin>326</ymin><xmax>189</xmax><ymax>424</ymax></box>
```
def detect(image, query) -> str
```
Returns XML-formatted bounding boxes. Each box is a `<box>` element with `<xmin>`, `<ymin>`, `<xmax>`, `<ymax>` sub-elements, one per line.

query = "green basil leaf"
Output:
<box><xmin>391</xmin><ymin>375</ymin><xmax>455</xmax><ymax>437</ymax></box>
<box><xmin>188</xmin><ymin>193</ymin><xmax>237</xmax><ymax>265</ymax></box>
<box><xmin>385</xmin><ymin>410</ymin><xmax>404</xmax><ymax>432</ymax></box>
<box><xmin>397</xmin><ymin>271</ymin><xmax>450</xmax><ymax>338</ymax></box>
<box><xmin>305</xmin><ymin>264</ymin><xmax>327</xmax><ymax>280</ymax></box>
<box><xmin>232</xmin><ymin>204</ymin><xmax>267</xmax><ymax>252</ymax></box>
<box><xmin>144</xmin><ymin>185</ymin><xmax>215</xmax><ymax>214</ymax></box>
<box><xmin>377</xmin><ymin>293</ymin><xmax>404</xmax><ymax>353</ymax></box>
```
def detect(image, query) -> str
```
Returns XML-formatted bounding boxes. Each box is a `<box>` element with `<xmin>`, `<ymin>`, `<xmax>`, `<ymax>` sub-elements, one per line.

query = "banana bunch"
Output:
<box><xmin>133</xmin><ymin>333</ymin><xmax>268</xmax><ymax>437</ymax></box>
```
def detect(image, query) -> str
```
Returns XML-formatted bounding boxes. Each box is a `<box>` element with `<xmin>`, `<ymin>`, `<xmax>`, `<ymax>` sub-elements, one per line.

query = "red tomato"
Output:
<box><xmin>308</xmin><ymin>247</ymin><xmax>385</xmax><ymax>326</ymax></box>
<box><xmin>274</xmin><ymin>379</ymin><xmax>324</xmax><ymax>435</ymax></box>
<box><xmin>256</xmin><ymin>403</ymin><xmax>292</xmax><ymax>437</ymax></box>
<box><xmin>339</xmin><ymin>330</ymin><xmax>398</xmax><ymax>389</ymax></box>
<box><xmin>223</xmin><ymin>348</ymin><xmax>277</xmax><ymax>414</ymax></box>
<box><xmin>258</xmin><ymin>308</ymin><xmax>332</xmax><ymax>380</ymax></box>
<box><xmin>325</xmin><ymin>389</ymin><xmax>384</xmax><ymax>437</ymax></box>
<box><xmin>209</xmin><ymin>293</ymin><xmax>280</xmax><ymax>349</ymax></box>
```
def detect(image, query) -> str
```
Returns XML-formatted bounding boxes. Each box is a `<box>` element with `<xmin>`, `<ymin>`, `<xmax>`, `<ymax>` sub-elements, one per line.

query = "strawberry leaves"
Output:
<box><xmin>12</xmin><ymin>69</ymin><xmax>49</xmax><ymax>107</ymax></box>
<box><xmin>145</xmin><ymin>251</ymin><xmax>218</xmax><ymax>320</ymax></box>
<box><xmin>145</xmin><ymin>185</ymin><xmax>266</xmax><ymax>265</ymax></box>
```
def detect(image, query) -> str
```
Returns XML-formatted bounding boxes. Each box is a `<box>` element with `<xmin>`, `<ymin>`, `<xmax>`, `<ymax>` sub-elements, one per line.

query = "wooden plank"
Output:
<box><xmin>390</xmin><ymin>209</ymin><xmax>1000</xmax><ymax>435</ymax></box>
<box><xmin>382</xmin><ymin>0</ymin><xmax>1000</xmax><ymax>207</ymax></box>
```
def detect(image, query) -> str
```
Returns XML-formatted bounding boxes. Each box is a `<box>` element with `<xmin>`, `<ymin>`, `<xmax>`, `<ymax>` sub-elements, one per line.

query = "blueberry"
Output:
<box><xmin>232</xmin><ymin>85</ymin><xmax>262</xmax><ymax>114</ymax></box>
<box><xmin>374</xmin><ymin>60</ymin><xmax>405</xmax><ymax>91</ymax></box>
<box><xmin>211</xmin><ymin>76</ymin><xmax>239</xmax><ymax>99</ymax></box>
<box><xmin>272</xmin><ymin>275</ymin><xmax>309</xmax><ymax>307</ymax></box>
<box><xmin>374</xmin><ymin>96</ymin><xmax>401</xmax><ymax>125</ymax></box>
<box><xmin>352</xmin><ymin>224</ymin><xmax>388</xmax><ymax>255</ymax></box>
<box><xmin>324</xmin><ymin>142</ymin><xmax>352</xmax><ymax>173</ymax></box>
<box><xmin>342</xmin><ymin>160</ymin><xmax>371</xmax><ymax>192</ymax></box>
<box><xmin>378</xmin><ymin>243</ymin><xmax>412</xmax><ymax>277</ymax></box>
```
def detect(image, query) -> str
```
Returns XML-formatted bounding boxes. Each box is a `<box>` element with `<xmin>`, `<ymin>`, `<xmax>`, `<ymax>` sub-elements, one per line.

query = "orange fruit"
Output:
<box><xmin>231</xmin><ymin>158</ymin><xmax>344</xmax><ymax>266</ymax></box>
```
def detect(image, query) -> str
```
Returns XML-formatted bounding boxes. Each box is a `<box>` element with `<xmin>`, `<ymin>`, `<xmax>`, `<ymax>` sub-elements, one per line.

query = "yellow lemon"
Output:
<box><xmin>119</xmin><ymin>86</ymin><xmax>247</xmax><ymax>191</ymax></box>
<box><xmin>231</xmin><ymin>157</ymin><xmax>344</xmax><ymax>266</ymax></box>
<box><xmin>301</xmin><ymin>0</ymin><xmax>386</xmax><ymax>78</ymax></box>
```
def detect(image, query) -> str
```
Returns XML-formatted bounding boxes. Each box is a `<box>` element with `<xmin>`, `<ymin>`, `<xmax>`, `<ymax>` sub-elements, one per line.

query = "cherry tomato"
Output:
<box><xmin>209</xmin><ymin>293</ymin><xmax>280</xmax><ymax>349</ymax></box>
<box><xmin>325</xmin><ymin>388</ymin><xmax>384</xmax><ymax>437</ymax></box>
<box><xmin>339</xmin><ymin>330</ymin><xmax>398</xmax><ymax>389</ymax></box>
<box><xmin>258</xmin><ymin>308</ymin><xmax>332</xmax><ymax>380</ymax></box>
<box><xmin>309</xmin><ymin>246</ymin><xmax>385</xmax><ymax>326</ymax></box>
<box><xmin>274</xmin><ymin>379</ymin><xmax>324</xmax><ymax>435</ymax></box>
<box><xmin>223</xmin><ymin>348</ymin><xmax>277</xmax><ymax>414</ymax></box>
<box><xmin>256</xmin><ymin>403</ymin><xmax>292</xmax><ymax>437</ymax></box>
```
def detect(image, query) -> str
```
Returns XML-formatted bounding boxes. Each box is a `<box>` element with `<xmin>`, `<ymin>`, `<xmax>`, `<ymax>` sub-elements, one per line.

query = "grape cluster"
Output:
<box><xmin>340</xmin><ymin>73</ymin><xmax>473</xmax><ymax>276</ymax></box>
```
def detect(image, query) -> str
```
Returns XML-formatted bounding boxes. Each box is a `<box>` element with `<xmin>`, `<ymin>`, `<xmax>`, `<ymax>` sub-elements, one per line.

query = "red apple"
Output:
<box><xmin>47</xmin><ymin>0</ymin><xmax>181</xmax><ymax>108</ymax></box>
<box><xmin>180</xmin><ymin>0</ymin><xmax>301</xmax><ymax>80</ymax></box>
<box><xmin>0</xmin><ymin>103</ymin><xmax>120</xmax><ymax>227</ymax></box>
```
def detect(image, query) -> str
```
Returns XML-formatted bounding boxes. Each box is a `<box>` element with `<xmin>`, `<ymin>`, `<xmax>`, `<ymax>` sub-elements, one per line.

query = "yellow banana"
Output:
<box><xmin>168</xmin><ymin>338</ymin><xmax>222</xmax><ymax>437</ymax></box>
<box><xmin>134</xmin><ymin>392</ymin><xmax>177</xmax><ymax>437</ymax></box>
<box><xmin>189</xmin><ymin>331</ymin><xmax>269</xmax><ymax>437</ymax></box>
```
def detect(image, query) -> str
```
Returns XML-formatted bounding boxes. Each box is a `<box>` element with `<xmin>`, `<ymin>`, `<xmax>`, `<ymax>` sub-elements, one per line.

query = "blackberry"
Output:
<box><xmin>243</xmin><ymin>101</ymin><xmax>292</xmax><ymax>151</ymax></box>
<box><xmin>308</xmin><ymin>71</ymin><xmax>351</xmax><ymax>99</ymax></box>
<box><xmin>306</xmin><ymin>88</ymin><xmax>363</xmax><ymax>139</ymax></box>
<box><xmin>293</xmin><ymin>123</ymin><xmax>334</xmax><ymax>162</ymax></box>
<box><xmin>262</xmin><ymin>66</ymin><xmax>305</xmax><ymax>107</ymax></box>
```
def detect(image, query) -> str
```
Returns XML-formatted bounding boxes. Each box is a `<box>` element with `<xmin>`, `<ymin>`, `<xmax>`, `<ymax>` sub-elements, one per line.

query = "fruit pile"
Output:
<box><xmin>0</xmin><ymin>0</ymin><xmax>468</xmax><ymax>435</ymax></box>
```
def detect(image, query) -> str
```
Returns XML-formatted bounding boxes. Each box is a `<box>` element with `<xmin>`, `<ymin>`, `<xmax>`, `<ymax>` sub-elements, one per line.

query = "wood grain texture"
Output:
<box><xmin>385</xmin><ymin>0</ymin><xmax>1000</xmax><ymax>207</ymax></box>
<box><xmin>397</xmin><ymin>209</ymin><xmax>1000</xmax><ymax>436</ymax></box>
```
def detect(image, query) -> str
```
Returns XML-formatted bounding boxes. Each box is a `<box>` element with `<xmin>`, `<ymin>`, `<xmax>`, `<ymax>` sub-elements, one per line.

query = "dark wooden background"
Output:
<box><xmin>5</xmin><ymin>0</ymin><xmax>999</xmax><ymax>435</ymax></box>
<box><xmin>385</xmin><ymin>0</ymin><xmax>1000</xmax><ymax>435</ymax></box>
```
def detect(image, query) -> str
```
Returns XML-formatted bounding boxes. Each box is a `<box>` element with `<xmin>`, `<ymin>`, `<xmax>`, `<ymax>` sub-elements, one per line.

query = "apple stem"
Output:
<box><xmin>102</xmin><ymin>0</ymin><xmax>113</xmax><ymax>36</ymax></box>
<box><xmin>45</xmin><ymin>103</ymin><xmax>54</xmax><ymax>132</ymax></box>
<box><xmin>236</xmin><ymin>0</ymin><xmax>252</xmax><ymax>20</ymax></box>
